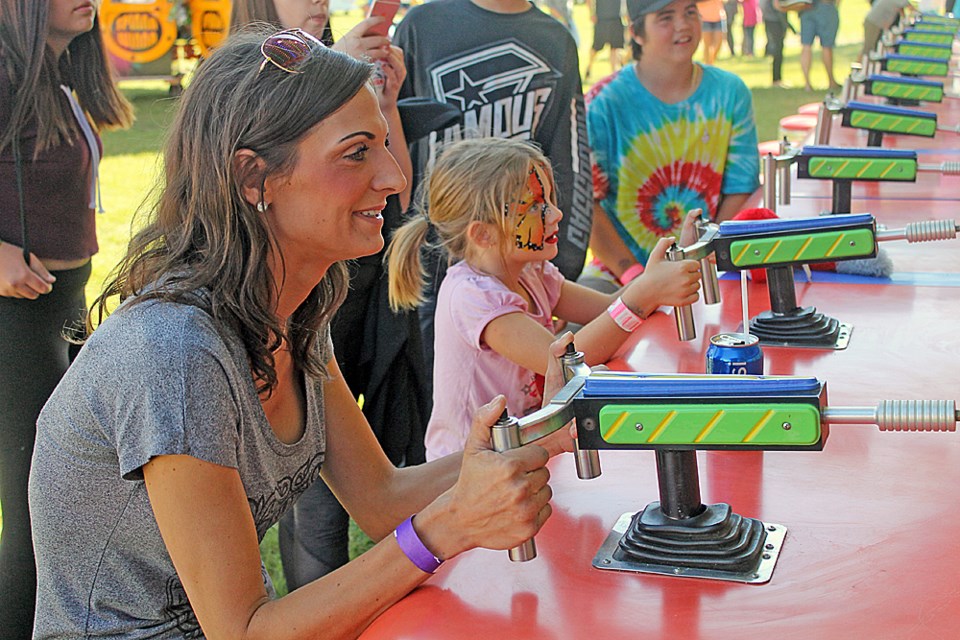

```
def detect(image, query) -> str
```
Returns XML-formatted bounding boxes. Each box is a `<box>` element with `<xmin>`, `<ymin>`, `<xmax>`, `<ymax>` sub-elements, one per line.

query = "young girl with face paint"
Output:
<box><xmin>387</xmin><ymin>138</ymin><xmax>703</xmax><ymax>461</ymax></box>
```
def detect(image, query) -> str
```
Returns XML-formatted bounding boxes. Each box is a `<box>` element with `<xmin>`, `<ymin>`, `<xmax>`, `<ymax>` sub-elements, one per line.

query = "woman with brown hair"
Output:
<box><xmin>230</xmin><ymin>0</ymin><xmax>411</xmax><ymax>207</ymax></box>
<box><xmin>0</xmin><ymin>0</ymin><xmax>132</xmax><ymax>634</ymax></box>
<box><xmin>230</xmin><ymin>0</ymin><xmax>423</xmax><ymax>592</ymax></box>
<box><xmin>28</xmin><ymin>28</ymin><xmax>571</xmax><ymax>638</ymax></box>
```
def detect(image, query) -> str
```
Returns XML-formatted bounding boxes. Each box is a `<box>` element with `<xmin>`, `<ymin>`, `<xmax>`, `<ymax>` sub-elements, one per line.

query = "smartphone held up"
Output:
<box><xmin>366</xmin><ymin>0</ymin><xmax>402</xmax><ymax>37</ymax></box>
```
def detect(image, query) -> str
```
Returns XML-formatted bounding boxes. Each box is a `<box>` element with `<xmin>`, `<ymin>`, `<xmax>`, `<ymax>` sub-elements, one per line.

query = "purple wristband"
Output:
<box><xmin>394</xmin><ymin>515</ymin><xmax>443</xmax><ymax>574</ymax></box>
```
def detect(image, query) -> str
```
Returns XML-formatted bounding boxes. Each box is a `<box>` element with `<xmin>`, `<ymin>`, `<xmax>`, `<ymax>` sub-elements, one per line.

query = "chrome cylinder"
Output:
<box><xmin>492</xmin><ymin>415</ymin><xmax>538</xmax><ymax>562</ymax></box>
<box><xmin>917</xmin><ymin>160</ymin><xmax>960</xmax><ymax>176</ymax></box>
<box><xmin>814</xmin><ymin>103</ymin><xmax>831</xmax><ymax>145</ymax></box>
<box><xmin>674</xmin><ymin>304</ymin><xmax>696</xmax><ymax>342</ymax></box>
<box><xmin>778</xmin><ymin>140</ymin><xmax>792</xmax><ymax>207</ymax></box>
<box><xmin>877</xmin><ymin>219</ymin><xmax>959</xmax><ymax>243</ymax></box>
<box><xmin>700</xmin><ymin>257</ymin><xmax>721</xmax><ymax>306</ymax></box>
<box><xmin>763</xmin><ymin>152</ymin><xmax>777</xmax><ymax>211</ymax></box>
<box><xmin>842</xmin><ymin>75</ymin><xmax>856</xmax><ymax>104</ymax></box>
<box><xmin>823</xmin><ymin>400</ymin><xmax>958</xmax><ymax>432</ymax></box>
<box><xmin>573</xmin><ymin>446</ymin><xmax>602</xmax><ymax>480</ymax></box>
<box><xmin>874</xmin><ymin>400</ymin><xmax>958</xmax><ymax>432</ymax></box>
<box><xmin>560</xmin><ymin>348</ymin><xmax>601</xmax><ymax>480</ymax></box>
<box><xmin>508</xmin><ymin>539</ymin><xmax>537</xmax><ymax>563</ymax></box>
<box><xmin>666</xmin><ymin>244</ymin><xmax>697</xmax><ymax>341</ymax></box>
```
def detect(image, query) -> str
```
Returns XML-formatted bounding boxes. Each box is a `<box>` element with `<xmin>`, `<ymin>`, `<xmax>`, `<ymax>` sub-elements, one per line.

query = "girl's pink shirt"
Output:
<box><xmin>424</xmin><ymin>260</ymin><xmax>564</xmax><ymax>461</ymax></box>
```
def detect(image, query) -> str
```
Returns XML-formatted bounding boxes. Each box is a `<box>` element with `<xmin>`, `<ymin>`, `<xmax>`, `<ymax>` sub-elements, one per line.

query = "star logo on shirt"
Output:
<box><xmin>429</xmin><ymin>41</ymin><xmax>556</xmax><ymax>111</ymax></box>
<box><xmin>445</xmin><ymin>70</ymin><xmax>487</xmax><ymax>111</ymax></box>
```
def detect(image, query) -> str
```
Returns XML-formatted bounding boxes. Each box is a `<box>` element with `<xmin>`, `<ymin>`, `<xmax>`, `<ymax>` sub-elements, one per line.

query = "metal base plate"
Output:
<box><xmin>592</xmin><ymin>512</ymin><xmax>788</xmax><ymax>584</ymax></box>
<box><xmin>754</xmin><ymin>322</ymin><xmax>853</xmax><ymax>351</ymax></box>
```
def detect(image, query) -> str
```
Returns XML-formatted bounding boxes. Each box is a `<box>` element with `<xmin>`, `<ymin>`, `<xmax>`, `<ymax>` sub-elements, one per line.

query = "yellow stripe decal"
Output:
<box><xmin>602</xmin><ymin>411</ymin><xmax>629</xmax><ymax>442</ymax></box>
<box><xmin>693</xmin><ymin>411</ymin><xmax>726</xmax><ymax>444</ymax></box>
<box><xmin>879</xmin><ymin>162</ymin><xmax>896</xmax><ymax>179</ymax></box>
<box><xmin>734</xmin><ymin>243</ymin><xmax>751</xmax><ymax>264</ymax></box>
<box><xmin>835</xmin><ymin>159</ymin><xmax>850</xmax><ymax>177</ymax></box>
<box><xmin>855</xmin><ymin>160</ymin><xmax>872</xmax><ymax>178</ymax></box>
<box><xmin>647</xmin><ymin>410</ymin><xmax>678</xmax><ymax>443</ymax></box>
<box><xmin>793</xmin><ymin>236</ymin><xmax>813</xmax><ymax>261</ymax></box>
<box><xmin>743</xmin><ymin>410</ymin><xmax>776</xmax><ymax>443</ymax></box>
<box><xmin>762</xmin><ymin>239</ymin><xmax>782</xmax><ymax>264</ymax></box>
<box><xmin>825</xmin><ymin>233</ymin><xmax>844</xmax><ymax>257</ymax></box>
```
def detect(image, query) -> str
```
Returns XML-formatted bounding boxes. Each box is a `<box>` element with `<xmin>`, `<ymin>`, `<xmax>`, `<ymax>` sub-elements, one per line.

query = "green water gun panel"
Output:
<box><xmin>870</xmin><ymin>80</ymin><xmax>944</xmax><ymax>102</ymax></box>
<box><xmin>916</xmin><ymin>16</ymin><xmax>960</xmax><ymax>26</ymax></box>
<box><xmin>903</xmin><ymin>32</ymin><xmax>955</xmax><ymax>44</ymax></box>
<box><xmin>728</xmin><ymin>228</ymin><xmax>875</xmax><ymax>267</ymax></box>
<box><xmin>848</xmin><ymin>110</ymin><xmax>938</xmax><ymax>136</ymax></box>
<box><xmin>898</xmin><ymin>44</ymin><xmax>953</xmax><ymax>60</ymax></box>
<box><xmin>599</xmin><ymin>403</ymin><xmax>821</xmax><ymax>446</ymax></box>
<box><xmin>887</xmin><ymin>59</ymin><xmax>949</xmax><ymax>75</ymax></box>
<box><xmin>910</xmin><ymin>24</ymin><xmax>958</xmax><ymax>34</ymax></box>
<box><xmin>806</xmin><ymin>156</ymin><xmax>917</xmax><ymax>181</ymax></box>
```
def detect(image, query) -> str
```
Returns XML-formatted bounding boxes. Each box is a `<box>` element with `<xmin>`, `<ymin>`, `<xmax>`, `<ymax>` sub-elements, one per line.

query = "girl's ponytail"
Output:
<box><xmin>386</xmin><ymin>214</ymin><xmax>431</xmax><ymax>311</ymax></box>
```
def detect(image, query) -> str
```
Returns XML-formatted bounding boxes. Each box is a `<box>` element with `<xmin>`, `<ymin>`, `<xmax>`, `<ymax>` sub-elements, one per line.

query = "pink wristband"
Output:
<box><xmin>395</xmin><ymin>515</ymin><xmax>443</xmax><ymax>574</ymax></box>
<box><xmin>607</xmin><ymin>296</ymin><xmax>644</xmax><ymax>333</ymax></box>
<box><xmin>618</xmin><ymin>263</ymin><xmax>645</xmax><ymax>285</ymax></box>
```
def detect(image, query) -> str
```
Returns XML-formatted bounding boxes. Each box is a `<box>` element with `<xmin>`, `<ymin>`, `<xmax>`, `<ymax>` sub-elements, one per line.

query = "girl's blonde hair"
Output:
<box><xmin>387</xmin><ymin>138</ymin><xmax>553</xmax><ymax>311</ymax></box>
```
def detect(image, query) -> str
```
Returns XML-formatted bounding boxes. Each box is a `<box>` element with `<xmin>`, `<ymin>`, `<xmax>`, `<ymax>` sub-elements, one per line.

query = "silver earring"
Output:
<box><xmin>256</xmin><ymin>201</ymin><xmax>268</xmax><ymax>213</ymax></box>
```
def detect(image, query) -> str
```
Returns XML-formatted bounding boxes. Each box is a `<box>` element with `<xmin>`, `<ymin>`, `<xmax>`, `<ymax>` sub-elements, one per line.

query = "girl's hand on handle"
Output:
<box><xmin>331</xmin><ymin>17</ymin><xmax>392</xmax><ymax>62</ymax></box>
<box><xmin>678</xmin><ymin>208</ymin><xmax>718</xmax><ymax>268</ymax></box>
<box><xmin>628</xmin><ymin>236</ymin><xmax>701</xmax><ymax>310</ymax></box>
<box><xmin>417</xmin><ymin>396</ymin><xmax>553</xmax><ymax>560</ymax></box>
<box><xmin>678</xmin><ymin>208</ymin><xmax>704</xmax><ymax>248</ymax></box>
<box><xmin>0</xmin><ymin>241</ymin><xmax>55</xmax><ymax>299</ymax></box>
<box><xmin>537</xmin><ymin>331</ymin><xmax>577</xmax><ymax>457</ymax></box>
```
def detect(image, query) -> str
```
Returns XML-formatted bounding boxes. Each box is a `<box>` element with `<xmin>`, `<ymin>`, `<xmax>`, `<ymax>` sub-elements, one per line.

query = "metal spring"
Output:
<box><xmin>904</xmin><ymin>219</ymin><xmax>958</xmax><ymax>243</ymax></box>
<box><xmin>940</xmin><ymin>161</ymin><xmax>960</xmax><ymax>175</ymax></box>
<box><xmin>876</xmin><ymin>400</ymin><xmax>957</xmax><ymax>432</ymax></box>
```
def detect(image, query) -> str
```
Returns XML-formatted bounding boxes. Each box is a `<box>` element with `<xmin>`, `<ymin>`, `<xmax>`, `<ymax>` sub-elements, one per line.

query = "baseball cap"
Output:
<box><xmin>626</xmin><ymin>0</ymin><xmax>684</xmax><ymax>23</ymax></box>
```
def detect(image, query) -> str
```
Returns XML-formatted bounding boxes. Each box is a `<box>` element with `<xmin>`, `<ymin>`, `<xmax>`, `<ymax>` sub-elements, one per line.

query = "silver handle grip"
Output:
<box><xmin>918</xmin><ymin>161</ymin><xmax>960</xmax><ymax>175</ymax></box>
<box><xmin>700</xmin><ymin>257</ymin><xmax>721</xmax><ymax>306</ymax></box>
<box><xmin>666</xmin><ymin>243</ymin><xmax>697</xmax><ymax>341</ymax></box>
<box><xmin>674</xmin><ymin>303</ymin><xmax>697</xmax><ymax>342</ymax></box>
<box><xmin>876</xmin><ymin>219</ymin><xmax>959</xmax><ymax>243</ymax></box>
<box><xmin>490</xmin><ymin>348</ymin><xmax>603</xmax><ymax>562</ymax></box>
<box><xmin>560</xmin><ymin>349</ymin><xmax>601</xmax><ymax>479</ymax></box>
<box><xmin>492</xmin><ymin>415</ymin><xmax>539</xmax><ymax>562</ymax></box>
<box><xmin>763</xmin><ymin>152</ymin><xmax>778</xmax><ymax>211</ymax></box>
<box><xmin>823</xmin><ymin>400</ymin><xmax>958</xmax><ymax>432</ymax></box>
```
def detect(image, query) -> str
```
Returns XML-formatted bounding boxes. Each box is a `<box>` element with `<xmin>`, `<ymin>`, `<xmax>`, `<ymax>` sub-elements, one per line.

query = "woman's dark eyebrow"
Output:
<box><xmin>338</xmin><ymin>131</ymin><xmax>375</xmax><ymax>143</ymax></box>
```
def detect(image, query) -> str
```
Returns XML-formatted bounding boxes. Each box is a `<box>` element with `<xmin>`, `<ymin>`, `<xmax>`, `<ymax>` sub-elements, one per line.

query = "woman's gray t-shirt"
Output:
<box><xmin>29</xmin><ymin>296</ymin><xmax>331</xmax><ymax>638</ymax></box>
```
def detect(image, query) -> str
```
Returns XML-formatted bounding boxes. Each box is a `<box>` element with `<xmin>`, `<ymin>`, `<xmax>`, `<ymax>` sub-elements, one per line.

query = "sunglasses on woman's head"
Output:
<box><xmin>259</xmin><ymin>28</ymin><xmax>325</xmax><ymax>75</ymax></box>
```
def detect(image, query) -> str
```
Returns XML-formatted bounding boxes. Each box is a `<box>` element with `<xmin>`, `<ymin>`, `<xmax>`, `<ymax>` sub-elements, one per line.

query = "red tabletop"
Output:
<box><xmin>360</xmin><ymin>74</ymin><xmax>960</xmax><ymax>640</ymax></box>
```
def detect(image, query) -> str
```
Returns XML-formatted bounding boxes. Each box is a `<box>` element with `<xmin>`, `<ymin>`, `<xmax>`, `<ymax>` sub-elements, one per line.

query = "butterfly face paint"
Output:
<box><xmin>513</xmin><ymin>165</ymin><xmax>550</xmax><ymax>252</ymax></box>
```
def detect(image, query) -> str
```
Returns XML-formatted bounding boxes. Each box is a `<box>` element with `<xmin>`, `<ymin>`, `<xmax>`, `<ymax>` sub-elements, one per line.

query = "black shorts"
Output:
<box><xmin>592</xmin><ymin>18</ymin><xmax>625</xmax><ymax>50</ymax></box>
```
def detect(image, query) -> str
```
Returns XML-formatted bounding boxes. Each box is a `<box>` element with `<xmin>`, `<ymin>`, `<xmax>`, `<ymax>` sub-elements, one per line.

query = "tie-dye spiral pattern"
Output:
<box><xmin>587</xmin><ymin>65</ymin><xmax>759</xmax><ymax>266</ymax></box>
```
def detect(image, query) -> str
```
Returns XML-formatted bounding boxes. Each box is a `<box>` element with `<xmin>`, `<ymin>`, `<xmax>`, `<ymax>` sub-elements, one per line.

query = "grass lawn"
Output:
<box><xmin>1</xmin><ymin>0</ymin><xmax>871</xmax><ymax>597</ymax></box>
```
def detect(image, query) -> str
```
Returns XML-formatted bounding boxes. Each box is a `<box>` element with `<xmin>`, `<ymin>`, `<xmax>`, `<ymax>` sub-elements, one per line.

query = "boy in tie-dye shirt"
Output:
<box><xmin>583</xmin><ymin>0</ymin><xmax>759</xmax><ymax>288</ymax></box>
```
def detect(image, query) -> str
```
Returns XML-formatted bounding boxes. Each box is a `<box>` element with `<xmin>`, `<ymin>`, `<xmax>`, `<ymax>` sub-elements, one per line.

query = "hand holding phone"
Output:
<box><xmin>366</xmin><ymin>0</ymin><xmax>402</xmax><ymax>37</ymax></box>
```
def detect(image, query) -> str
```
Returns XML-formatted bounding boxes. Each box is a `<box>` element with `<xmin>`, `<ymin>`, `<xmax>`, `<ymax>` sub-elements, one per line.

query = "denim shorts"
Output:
<box><xmin>800</xmin><ymin>2</ymin><xmax>839</xmax><ymax>47</ymax></box>
<box><xmin>702</xmin><ymin>19</ymin><xmax>726</xmax><ymax>32</ymax></box>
